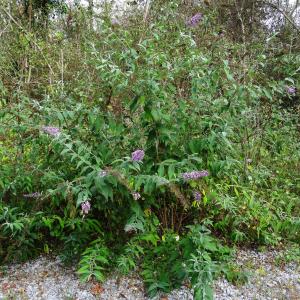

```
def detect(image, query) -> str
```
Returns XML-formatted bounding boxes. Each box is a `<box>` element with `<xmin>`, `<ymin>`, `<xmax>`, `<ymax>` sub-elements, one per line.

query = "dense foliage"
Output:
<box><xmin>0</xmin><ymin>0</ymin><xmax>299</xmax><ymax>298</ymax></box>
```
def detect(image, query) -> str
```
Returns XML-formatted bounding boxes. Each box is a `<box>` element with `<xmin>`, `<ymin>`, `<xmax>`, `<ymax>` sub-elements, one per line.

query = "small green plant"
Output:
<box><xmin>183</xmin><ymin>225</ymin><xmax>232</xmax><ymax>300</ymax></box>
<box><xmin>222</xmin><ymin>263</ymin><xmax>249</xmax><ymax>286</ymax></box>
<box><xmin>77</xmin><ymin>238</ymin><xmax>110</xmax><ymax>282</ymax></box>
<box><xmin>275</xmin><ymin>243</ymin><xmax>300</xmax><ymax>266</ymax></box>
<box><xmin>0</xmin><ymin>204</ymin><xmax>45</xmax><ymax>262</ymax></box>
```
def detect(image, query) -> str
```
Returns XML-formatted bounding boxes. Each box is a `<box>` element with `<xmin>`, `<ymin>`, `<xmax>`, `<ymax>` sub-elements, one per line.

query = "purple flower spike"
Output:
<box><xmin>182</xmin><ymin>170</ymin><xmax>209</xmax><ymax>181</ymax></box>
<box><xmin>42</xmin><ymin>126</ymin><xmax>60</xmax><ymax>137</ymax></box>
<box><xmin>193</xmin><ymin>190</ymin><xmax>202</xmax><ymax>201</ymax></box>
<box><xmin>132</xmin><ymin>192</ymin><xmax>141</xmax><ymax>201</ymax></box>
<box><xmin>131</xmin><ymin>149</ymin><xmax>145</xmax><ymax>162</ymax></box>
<box><xmin>186</xmin><ymin>13</ymin><xmax>203</xmax><ymax>27</ymax></box>
<box><xmin>24</xmin><ymin>192</ymin><xmax>41</xmax><ymax>198</ymax></box>
<box><xmin>286</xmin><ymin>86</ymin><xmax>296</xmax><ymax>96</ymax></box>
<box><xmin>81</xmin><ymin>200</ymin><xmax>91</xmax><ymax>215</ymax></box>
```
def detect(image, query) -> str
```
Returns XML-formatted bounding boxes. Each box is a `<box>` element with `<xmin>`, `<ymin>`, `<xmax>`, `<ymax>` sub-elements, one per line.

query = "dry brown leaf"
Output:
<box><xmin>91</xmin><ymin>283</ymin><xmax>104</xmax><ymax>295</ymax></box>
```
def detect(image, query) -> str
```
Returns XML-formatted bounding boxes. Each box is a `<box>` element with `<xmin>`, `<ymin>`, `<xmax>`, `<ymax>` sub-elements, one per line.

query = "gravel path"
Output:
<box><xmin>0</xmin><ymin>249</ymin><xmax>299</xmax><ymax>300</ymax></box>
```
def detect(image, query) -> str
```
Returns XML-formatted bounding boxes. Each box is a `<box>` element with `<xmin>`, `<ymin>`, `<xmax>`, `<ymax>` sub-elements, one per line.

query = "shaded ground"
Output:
<box><xmin>0</xmin><ymin>249</ymin><xmax>299</xmax><ymax>300</ymax></box>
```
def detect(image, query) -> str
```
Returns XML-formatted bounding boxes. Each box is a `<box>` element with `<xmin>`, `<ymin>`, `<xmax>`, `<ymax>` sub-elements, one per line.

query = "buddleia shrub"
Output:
<box><xmin>0</xmin><ymin>0</ymin><xmax>299</xmax><ymax>298</ymax></box>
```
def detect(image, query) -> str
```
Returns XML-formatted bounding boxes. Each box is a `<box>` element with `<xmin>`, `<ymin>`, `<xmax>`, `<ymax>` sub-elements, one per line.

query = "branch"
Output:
<box><xmin>143</xmin><ymin>0</ymin><xmax>151</xmax><ymax>23</ymax></box>
<box><xmin>0</xmin><ymin>24</ymin><xmax>9</xmax><ymax>37</ymax></box>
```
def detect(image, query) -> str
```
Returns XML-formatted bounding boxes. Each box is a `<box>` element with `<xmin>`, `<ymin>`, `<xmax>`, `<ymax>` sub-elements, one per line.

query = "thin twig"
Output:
<box><xmin>61</xmin><ymin>49</ymin><xmax>64</xmax><ymax>88</ymax></box>
<box><xmin>138</xmin><ymin>0</ymin><xmax>151</xmax><ymax>44</ymax></box>
<box><xmin>0</xmin><ymin>24</ymin><xmax>9</xmax><ymax>37</ymax></box>
<box><xmin>143</xmin><ymin>0</ymin><xmax>151</xmax><ymax>23</ymax></box>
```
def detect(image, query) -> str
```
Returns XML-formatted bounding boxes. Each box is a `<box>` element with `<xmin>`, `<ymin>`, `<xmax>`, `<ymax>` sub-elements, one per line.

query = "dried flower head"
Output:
<box><xmin>131</xmin><ymin>149</ymin><xmax>145</xmax><ymax>162</ymax></box>
<box><xmin>132</xmin><ymin>192</ymin><xmax>141</xmax><ymax>200</ymax></box>
<box><xmin>182</xmin><ymin>170</ymin><xmax>209</xmax><ymax>180</ymax></box>
<box><xmin>186</xmin><ymin>13</ymin><xmax>203</xmax><ymax>27</ymax></box>
<box><xmin>42</xmin><ymin>126</ymin><xmax>60</xmax><ymax>137</ymax></box>
<box><xmin>81</xmin><ymin>200</ymin><xmax>91</xmax><ymax>215</ymax></box>
<box><xmin>98</xmin><ymin>170</ymin><xmax>108</xmax><ymax>177</ymax></box>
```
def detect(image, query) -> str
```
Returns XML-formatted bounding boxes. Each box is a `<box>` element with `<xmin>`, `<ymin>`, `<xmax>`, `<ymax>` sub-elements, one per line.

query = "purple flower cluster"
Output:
<box><xmin>24</xmin><ymin>192</ymin><xmax>41</xmax><ymax>198</ymax></box>
<box><xmin>132</xmin><ymin>192</ymin><xmax>141</xmax><ymax>200</ymax></box>
<box><xmin>42</xmin><ymin>126</ymin><xmax>60</xmax><ymax>137</ymax></box>
<box><xmin>186</xmin><ymin>13</ymin><xmax>203</xmax><ymax>27</ymax></box>
<box><xmin>286</xmin><ymin>86</ymin><xmax>296</xmax><ymax>96</ymax></box>
<box><xmin>131</xmin><ymin>149</ymin><xmax>145</xmax><ymax>162</ymax></box>
<box><xmin>182</xmin><ymin>170</ymin><xmax>209</xmax><ymax>180</ymax></box>
<box><xmin>193</xmin><ymin>190</ymin><xmax>202</xmax><ymax>201</ymax></box>
<box><xmin>81</xmin><ymin>200</ymin><xmax>91</xmax><ymax>215</ymax></box>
